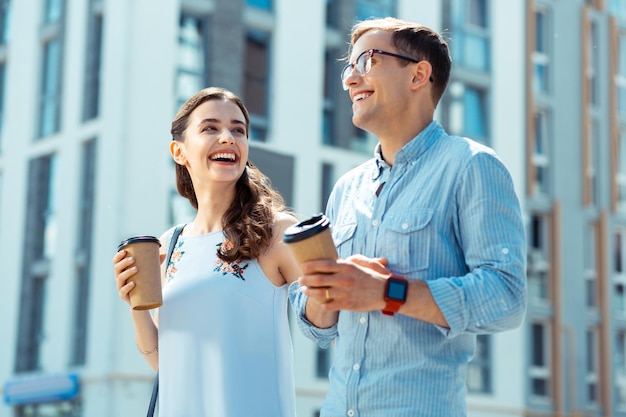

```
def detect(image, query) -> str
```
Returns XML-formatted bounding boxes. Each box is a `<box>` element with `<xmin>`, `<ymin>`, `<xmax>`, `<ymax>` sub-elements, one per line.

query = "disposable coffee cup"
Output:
<box><xmin>283</xmin><ymin>214</ymin><xmax>338</xmax><ymax>265</ymax></box>
<box><xmin>117</xmin><ymin>235</ymin><xmax>162</xmax><ymax>310</ymax></box>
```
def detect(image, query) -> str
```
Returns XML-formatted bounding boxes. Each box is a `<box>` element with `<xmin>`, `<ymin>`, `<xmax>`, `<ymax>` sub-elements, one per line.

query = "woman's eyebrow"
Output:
<box><xmin>198</xmin><ymin>118</ymin><xmax>245</xmax><ymax>126</ymax></box>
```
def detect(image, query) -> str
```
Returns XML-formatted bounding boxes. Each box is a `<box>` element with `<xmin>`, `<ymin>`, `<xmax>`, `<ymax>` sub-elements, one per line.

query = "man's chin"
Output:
<box><xmin>352</xmin><ymin>114</ymin><xmax>365</xmax><ymax>129</ymax></box>
<box><xmin>352</xmin><ymin>115</ymin><xmax>372</xmax><ymax>133</ymax></box>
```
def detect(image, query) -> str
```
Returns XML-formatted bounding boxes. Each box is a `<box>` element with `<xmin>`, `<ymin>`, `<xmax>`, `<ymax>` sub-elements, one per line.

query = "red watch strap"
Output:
<box><xmin>383</xmin><ymin>274</ymin><xmax>408</xmax><ymax>316</ymax></box>
<box><xmin>382</xmin><ymin>299</ymin><xmax>403</xmax><ymax>316</ymax></box>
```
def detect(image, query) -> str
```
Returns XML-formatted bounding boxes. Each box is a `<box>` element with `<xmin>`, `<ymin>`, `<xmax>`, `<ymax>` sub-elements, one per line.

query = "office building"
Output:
<box><xmin>1</xmin><ymin>0</ymin><xmax>624</xmax><ymax>416</ymax></box>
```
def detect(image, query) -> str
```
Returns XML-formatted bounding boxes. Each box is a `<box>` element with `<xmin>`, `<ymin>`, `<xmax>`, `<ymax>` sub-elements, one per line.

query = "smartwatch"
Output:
<box><xmin>382</xmin><ymin>274</ymin><xmax>409</xmax><ymax>316</ymax></box>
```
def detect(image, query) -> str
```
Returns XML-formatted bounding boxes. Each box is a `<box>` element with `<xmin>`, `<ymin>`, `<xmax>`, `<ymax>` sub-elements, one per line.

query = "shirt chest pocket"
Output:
<box><xmin>331</xmin><ymin>223</ymin><xmax>356</xmax><ymax>258</ymax></box>
<box><xmin>381</xmin><ymin>209</ymin><xmax>433</xmax><ymax>275</ymax></box>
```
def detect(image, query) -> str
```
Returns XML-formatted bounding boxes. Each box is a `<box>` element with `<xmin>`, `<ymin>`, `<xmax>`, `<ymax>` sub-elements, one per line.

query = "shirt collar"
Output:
<box><xmin>372</xmin><ymin>120</ymin><xmax>443</xmax><ymax>181</ymax></box>
<box><xmin>373</xmin><ymin>143</ymin><xmax>389</xmax><ymax>181</ymax></box>
<box><xmin>394</xmin><ymin>120</ymin><xmax>443</xmax><ymax>165</ymax></box>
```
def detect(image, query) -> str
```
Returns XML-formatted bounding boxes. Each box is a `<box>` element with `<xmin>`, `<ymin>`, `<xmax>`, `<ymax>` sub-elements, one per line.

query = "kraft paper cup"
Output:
<box><xmin>283</xmin><ymin>214</ymin><xmax>338</xmax><ymax>265</ymax></box>
<box><xmin>117</xmin><ymin>236</ymin><xmax>162</xmax><ymax>310</ymax></box>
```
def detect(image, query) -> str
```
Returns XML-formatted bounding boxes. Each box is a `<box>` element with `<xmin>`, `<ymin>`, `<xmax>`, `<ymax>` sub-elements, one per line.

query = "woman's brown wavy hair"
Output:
<box><xmin>171</xmin><ymin>86</ymin><xmax>288</xmax><ymax>263</ymax></box>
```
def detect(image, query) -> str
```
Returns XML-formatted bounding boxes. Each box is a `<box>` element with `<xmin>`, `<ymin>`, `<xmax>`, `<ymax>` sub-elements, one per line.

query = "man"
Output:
<box><xmin>289</xmin><ymin>17</ymin><xmax>527</xmax><ymax>417</ymax></box>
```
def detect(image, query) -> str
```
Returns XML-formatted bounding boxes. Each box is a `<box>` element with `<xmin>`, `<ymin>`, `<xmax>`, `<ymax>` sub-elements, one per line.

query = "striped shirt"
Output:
<box><xmin>289</xmin><ymin>121</ymin><xmax>527</xmax><ymax>417</ymax></box>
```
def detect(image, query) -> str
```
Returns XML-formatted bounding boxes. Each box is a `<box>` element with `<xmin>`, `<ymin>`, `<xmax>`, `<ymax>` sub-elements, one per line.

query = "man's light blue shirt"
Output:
<box><xmin>289</xmin><ymin>121</ymin><xmax>527</xmax><ymax>417</ymax></box>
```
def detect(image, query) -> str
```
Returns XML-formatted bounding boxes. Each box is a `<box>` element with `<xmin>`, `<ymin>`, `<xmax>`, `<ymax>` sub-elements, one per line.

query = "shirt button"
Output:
<box><xmin>401</xmin><ymin>222</ymin><xmax>409</xmax><ymax>229</ymax></box>
<box><xmin>372</xmin><ymin>219</ymin><xmax>379</xmax><ymax>227</ymax></box>
<box><xmin>502</xmin><ymin>247</ymin><xmax>509</xmax><ymax>254</ymax></box>
<box><xmin>359</xmin><ymin>316</ymin><xmax>366</xmax><ymax>324</ymax></box>
<box><xmin>347</xmin><ymin>410</ymin><xmax>355</xmax><ymax>417</ymax></box>
<box><xmin>353</xmin><ymin>363</ymin><xmax>360</xmax><ymax>371</ymax></box>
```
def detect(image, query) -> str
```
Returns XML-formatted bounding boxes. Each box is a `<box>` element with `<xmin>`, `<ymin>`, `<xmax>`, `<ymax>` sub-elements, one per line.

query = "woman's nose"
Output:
<box><xmin>218</xmin><ymin>130</ymin><xmax>234</xmax><ymax>144</ymax></box>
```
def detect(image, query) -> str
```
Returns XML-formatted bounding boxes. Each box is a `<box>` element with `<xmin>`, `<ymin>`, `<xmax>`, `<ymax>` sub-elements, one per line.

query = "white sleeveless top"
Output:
<box><xmin>158</xmin><ymin>228</ymin><xmax>296</xmax><ymax>417</ymax></box>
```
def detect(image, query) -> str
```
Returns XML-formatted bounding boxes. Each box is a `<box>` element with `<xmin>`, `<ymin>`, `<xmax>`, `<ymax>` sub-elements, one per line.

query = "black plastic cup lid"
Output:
<box><xmin>283</xmin><ymin>214</ymin><xmax>330</xmax><ymax>244</ymax></box>
<box><xmin>117</xmin><ymin>235</ymin><xmax>161</xmax><ymax>251</ymax></box>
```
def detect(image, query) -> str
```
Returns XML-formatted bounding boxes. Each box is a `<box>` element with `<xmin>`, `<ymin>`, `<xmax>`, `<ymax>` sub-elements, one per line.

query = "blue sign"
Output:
<box><xmin>3</xmin><ymin>373</ymin><xmax>80</xmax><ymax>406</ymax></box>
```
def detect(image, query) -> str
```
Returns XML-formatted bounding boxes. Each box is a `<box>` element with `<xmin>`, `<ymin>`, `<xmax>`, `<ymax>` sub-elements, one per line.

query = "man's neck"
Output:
<box><xmin>377</xmin><ymin>118</ymin><xmax>433</xmax><ymax>167</ymax></box>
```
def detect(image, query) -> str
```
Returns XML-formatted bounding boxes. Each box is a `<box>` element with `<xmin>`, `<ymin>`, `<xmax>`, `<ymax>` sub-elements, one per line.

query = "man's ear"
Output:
<box><xmin>411</xmin><ymin>61</ymin><xmax>433</xmax><ymax>90</ymax></box>
<box><xmin>170</xmin><ymin>140</ymin><xmax>187</xmax><ymax>165</ymax></box>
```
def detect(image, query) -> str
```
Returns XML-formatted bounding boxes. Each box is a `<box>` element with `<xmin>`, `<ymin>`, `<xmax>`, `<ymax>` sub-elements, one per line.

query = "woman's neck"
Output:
<box><xmin>188</xmin><ymin>187</ymin><xmax>236</xmax><ymax>235</ymax></box>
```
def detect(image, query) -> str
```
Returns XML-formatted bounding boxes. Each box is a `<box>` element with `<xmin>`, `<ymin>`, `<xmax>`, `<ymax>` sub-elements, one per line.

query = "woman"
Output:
<box><xmin>112</xmin><ymin>87</ymin><xmax>301</xmax><ymax>416</ymax></box>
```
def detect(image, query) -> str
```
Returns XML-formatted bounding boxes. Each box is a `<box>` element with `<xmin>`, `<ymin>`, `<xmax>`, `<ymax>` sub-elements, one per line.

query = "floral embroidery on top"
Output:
<box><xmin>220</xmin><ymin>239</ymin><xmax>234</xmax><ymax>254</ymax></box>
<box><xmin>213</xmin><ymin>241</ymin><xmax>248</xmax><ymax>280</ymax></box>
<box><xmin>165</xmin><ymin>240</ymin><xmax>185</xmax><ymax>283</ymax></box>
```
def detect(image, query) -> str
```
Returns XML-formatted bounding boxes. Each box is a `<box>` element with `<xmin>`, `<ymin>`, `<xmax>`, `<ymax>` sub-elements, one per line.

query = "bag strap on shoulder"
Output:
<box><xmin>165</xmin><ymin>224</ymin><xmax>185</xmax><ymax>268</ymax></box>
<box><xmin>146</xmin><ymin>223</ymin><xmax>185</xmax><ymax>417</ymax></box>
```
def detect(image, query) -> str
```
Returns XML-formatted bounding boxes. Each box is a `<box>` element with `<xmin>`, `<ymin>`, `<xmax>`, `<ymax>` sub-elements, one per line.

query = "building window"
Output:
<box><xmin>0</xmin><ymin>0</ymin><xmax>9</xmax><ymax>44</ymax></box>
<box><xmin>586</xmin><ymin>327</ymin><xmax>600</xmax><ymax>406</ymax></box>
<box><xmin>248</xmin><ymin>147</ymin><xmax>294</xmax><ymax>207</ymax></box>
<box><xmin>15</xmin><ymin>154</ymin><xmax>58</xmax><ymax>372</ymax></box>
<box><xmin>0</xmin><ymin>171</ymin><xmax>3</xmax><ymax>238</ymax></box>
<box><xmin>585</xmin><ymin>119</ymin><xmax>600</xmax><ymax>206</ymax></box>
<box><xmin>531</xmin><ymin>109</ymin><xmax>551</xmax><ymax>196</ymax></box>
<box><xmin>323</xmin><ymin>50</ymin><xmax>339</xmax><ymax>146</ymax></box>
<box><xmin>587</xmin><ymin>21</ymin><xmax>599</xmax><ymax>106</ymax></box>
<box><xmin>467</xmin><ymin>334</ymin><xmax>491</xmax><ymax>393</ymax></box>
<box><xmin>39</xmin><ymin>38</ymin><xmax>63</xmax><ymax>137</ymax></box>
<box><xmin>175</xmin><ymin>14</ymin><xmax>207</xmax><ymax>112</ymax></box>
<box><xmin>592</xmin><ymin>121</ymin><xmax>600</xmax><ymax>206</ymax></box>
<box><xmin>585</xmin><ymin>223</ymin><xmax>598</xmax><ymax>309</ymax></box>
<box><xmin>70</xmin><ymin>140</ymin><xmax>96</xmax><ymax>365</ymax></box>
<box><xmin>618</xmin><ymin>281</ymin><xmax>626</xmax><ymax>315</ymax></box>
<box><xmin>447</xmin><ymin>81</ymin><xmax>489</xmax><ymax>144</ymax></box>
<box><xmin>244</xmin><ymin>29</ymin><xmax>270</xmax><ymax>141</ymax></box>
<box><xmin>450</xmin><ymin>0</ymin><xmax>490</xmax><ymax>71</ymax></box>
<box><xmin>316</xmin><ymin>347</ymin><xmax>332</xmax><ymax>379</ymax></box>
<box><xmin>610</xmin><ymin>0</ymin><xmax>626</xmax><ymax>21</ymax></box>
<box><xmin>619</xmin><ymin>130</ymin><xmax>626</xmax><ymax>211</ymax></box>
<box><xmin>528</xmin><ymin>213</ymin><xmax>550</xmax><ymax>302</ymax></box>
<box><xmin>614</xmin><ymin>229</ymin><xmax>626</xmax><ymax>315</ymax></box>
<box><xmin>442</xmin><ymin>0</ymin><xmax>491</xmax><ymax>146</ymax></box>
<box><xmin>618</xmin><ymin>31</ymin><xmax>626</xmax><ymax>121</ymax></box>
<box><xmin>0</xmin><ymin>62</ymin><xmax>5</xmax><ymax>152</ymax></box>
<box><xmin>44</xmin><ymin>0</ymin><xmax>63</xmax><ymax>23</ymax></box>
<box><xmin>325</xmin><ymin>0</ymin><xmax>339</xmax><ymax>28</ymax></box>
<box><xmin>355</xmin><ymin>0</ymin><xmax>396</xmax><ymax>21</ymax></box>
<box><xmin>616</xmin><ymin>329</ymin><xmax>626</xmax><ymax>410</ymax></box>
<box><xmin>321</xmin><ymin>163</ymin><xmax>334</xmax><ymax>211</ymax></box>
<box><xmin>0</xmin><ymin>0</ymin><xmax>7</xmax><ymax>153</ymax></box>
<box><xmin>38</xmin><ymin>0</ymin><xmax>65</xmax><ymax>138</ymax></box>
<box><xmin>82</xmin><ymin>0</ymin><xmax>103</xmax><ymax>121</ymax></box>
<box><xmin>529</xmin><ymin>321</ymin><xmax>551</xmax><ymax>398</ymax></box>
<box><xmin>169</xmin><ymin>186</ymin><xmax>196</xmax><ymax>226</ymax></box>
<box><xmin>15</xmin><ymin>400</ymin><xmax>81</xmax><ymax>417</ymax></box>
<box><xmin>246</xmin><ymin>0</ymin><xmax>272</xmax><ymax>11</ymax></box>
<box><xmin>533</xmin><ymin>7</ymin><xmax>551</xmax><ymax>94</ymax></box>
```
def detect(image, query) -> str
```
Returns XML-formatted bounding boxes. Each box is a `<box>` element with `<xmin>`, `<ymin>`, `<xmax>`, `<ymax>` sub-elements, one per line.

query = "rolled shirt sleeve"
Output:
<box><xmin>288</xmin><ymin>281</ymin><xmax>338</xmax><ymax>348</ymax></box>
<box><xmin>429</xmin><ymin>150</ymin><xmax>527</xmax><ymax>338</ymax></box>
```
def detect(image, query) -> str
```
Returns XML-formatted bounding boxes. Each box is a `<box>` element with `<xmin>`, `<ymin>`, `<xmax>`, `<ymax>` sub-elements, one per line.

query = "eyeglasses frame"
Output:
<box><xmin>341</xmin><ymin>48</ymin><xmax>434</xmax><ymax>90</ymax></box>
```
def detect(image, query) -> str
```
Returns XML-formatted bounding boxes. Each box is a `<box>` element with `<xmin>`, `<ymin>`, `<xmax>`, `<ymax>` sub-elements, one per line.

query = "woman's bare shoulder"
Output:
<box><xmin>272</xmin><ymin>211</ymin><xmax>298</xmax><ymax>232</ymax></box>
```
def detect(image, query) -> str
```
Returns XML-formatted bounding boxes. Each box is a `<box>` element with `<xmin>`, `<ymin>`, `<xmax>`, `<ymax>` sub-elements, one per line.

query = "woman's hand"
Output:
<box><xmin>112</xmin><ymin>249</ymin><xmax>138</xmax><ymax>306</ymax></box>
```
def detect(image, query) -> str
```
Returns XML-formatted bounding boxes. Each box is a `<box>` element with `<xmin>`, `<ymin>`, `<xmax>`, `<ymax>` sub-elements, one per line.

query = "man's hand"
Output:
<box><xmin>299</xmin><ymin>255</ymin><xmax>391</xmax><ymax>313</ymax></box>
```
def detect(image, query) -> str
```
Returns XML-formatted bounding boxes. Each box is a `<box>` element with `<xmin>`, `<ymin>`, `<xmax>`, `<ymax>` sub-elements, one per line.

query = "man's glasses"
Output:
<box><xmin>340</xmin><ymin>48</ymin><xmax>433</xmax><ymax>90</ymax></box>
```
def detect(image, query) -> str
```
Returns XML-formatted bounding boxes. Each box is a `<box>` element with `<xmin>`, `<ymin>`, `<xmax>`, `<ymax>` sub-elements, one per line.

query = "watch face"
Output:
<box><xmin>387</xmin><ymin>279</ymin><xmax>407</xmax><ymax>300</ymax></box>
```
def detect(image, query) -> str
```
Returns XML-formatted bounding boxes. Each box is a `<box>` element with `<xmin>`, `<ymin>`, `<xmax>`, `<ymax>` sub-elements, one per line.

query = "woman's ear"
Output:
<box><xmin>170</xmin><ymin>140</ymin><xmax>187</xmax><ymax>165</ymax></box>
